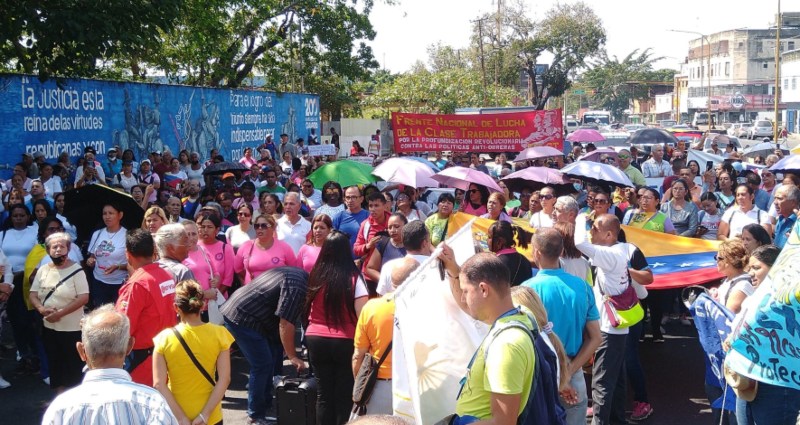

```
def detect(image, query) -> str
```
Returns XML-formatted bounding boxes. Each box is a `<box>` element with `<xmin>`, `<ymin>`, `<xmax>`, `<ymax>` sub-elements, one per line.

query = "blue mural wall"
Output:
<box><xmin>0</xmin><ymin>74</ymin><xmax>320</xmax><ymax>167</ymax></box>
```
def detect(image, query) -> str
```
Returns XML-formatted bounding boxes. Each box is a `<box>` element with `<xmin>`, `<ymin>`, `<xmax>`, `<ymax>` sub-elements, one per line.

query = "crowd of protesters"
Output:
<box><xmin>0</xmin><ymin>132</ymin><xmax>798</xmax><ymax>425</ymax></box>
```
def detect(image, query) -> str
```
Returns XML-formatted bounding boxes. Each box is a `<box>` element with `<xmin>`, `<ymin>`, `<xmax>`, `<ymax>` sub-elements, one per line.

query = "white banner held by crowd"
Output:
<box><xmin>307</xmin><ymin>143</ymin><xmax>336</xmax><ymax>156</ymax></box>
<box><xmin>392</xmin><ymin>218</ymin><xmax>489</xmax><ymax>424</ymax></box>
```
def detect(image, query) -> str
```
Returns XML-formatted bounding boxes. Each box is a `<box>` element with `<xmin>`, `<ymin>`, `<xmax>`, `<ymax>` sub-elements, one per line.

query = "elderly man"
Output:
<box><xmin>553</xmin><ymin>195</ymin><xmax>587</xmax><ymax>232</ymax></box>
<box><xmin>115</xmin><ymin>229</ymin><xmax>178</xmax><ymax>386</ymax></box>
<box><xmin>43</xmin><ymin>305</ymin><xmax>179</xmax><ymax>424</ymax></box>
<box><xmin>618</xmin><ymin>149</ymin><xmax>646</xmax><ymax>187</ymax></box>
<box><xmin>155</xmin><ymin>223</ymin><xmax>195</xmax><ymax>283</ymax></box>
<box><xmin>276</xmin><ymin>192</ymin><xmax>312</xmax><ymax>255</ymax></box>
<box><xmin>641</xmin><ymin>145</ymin><xmax>672</xmax><ymax>178</ymax></box>
<box><xmin>221</xmin><ymin>267</ymin><xmax>307</xmax><ymax>424</ymax></box>
<box><xmin>772</xmin><ymin>184</ymin><xmax>800</xmax><ymax>249</ymax></box>
<box><xmin>353</xmin><ymin>256</ymin><xmax>420</xmax><ymax>415</ymax></box>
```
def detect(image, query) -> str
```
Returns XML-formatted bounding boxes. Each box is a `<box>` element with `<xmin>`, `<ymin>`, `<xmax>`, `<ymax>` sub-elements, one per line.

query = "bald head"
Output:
<box><xmin>391</xmin><ymin>257</ymin><xmax>420</xmax><ymax>289</ymax></box>
<box><xmin>591</xmin><ymin>214</ymin><xmax>620</xmax><ymax>245</ymax></box>
<box><xmin>81</xmin><ymin>305</ymin><xmax>131</xmax><ymax>365</ymax></box>
<box><xmin>533</xmin><ymin>228</ymin><xmax>564</xmax><ymax>260</ymax></box>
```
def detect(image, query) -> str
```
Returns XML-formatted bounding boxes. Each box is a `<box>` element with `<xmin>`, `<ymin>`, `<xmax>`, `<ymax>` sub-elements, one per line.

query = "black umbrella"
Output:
<box><xmin>203</xmin><ymin>161</ymin><xmax>249</xmax><ymax>176</ymax></box>
<box><xmin>628</xmin><ymin>128</ymin><xmax>680</xmax><ymax>147</ymax></box>
<box><xmin>63</xmin><ymin>185</ymin><xmax>144</xmax><ymax>244</ymax></box>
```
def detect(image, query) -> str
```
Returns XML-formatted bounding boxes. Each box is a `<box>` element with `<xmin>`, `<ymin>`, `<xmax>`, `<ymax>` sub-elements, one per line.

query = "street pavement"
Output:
<box><xmin>1</xmin><ymin>316</ymin><xmax>713</xmax><ymax>424</ymax></box>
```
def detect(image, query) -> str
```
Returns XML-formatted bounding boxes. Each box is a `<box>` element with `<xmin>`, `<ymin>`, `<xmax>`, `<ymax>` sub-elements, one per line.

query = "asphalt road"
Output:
<box><xmin>1</xmin><ymin>315</ymin><xmax>714</xmax><ymax>425</ymax></box>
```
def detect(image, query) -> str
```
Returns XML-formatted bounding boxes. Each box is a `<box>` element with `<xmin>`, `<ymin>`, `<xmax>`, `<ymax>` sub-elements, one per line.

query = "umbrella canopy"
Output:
<box><xmin>308</xmin><ymin>160</ymin><xmax>378</xmax><ymax>189</ymax></box>
<box><xmin>372</xmin><ymin>158</ymin><xmax>439</xmax><ymax>188</ymax></box>
<box><xmin>578</xmin><ymin>148</ymin><xmax>619</xmax><ymax>163</ymax></box>
<box><xmin>567</xmin><ymin>129</ymin><xmax>606</xmax><ymax>143</ymax></box>
<box><xmin>743</xmin><ymin>142</ymin><xmax>789</xmax><ymax>158</ymax></box>
<box><xmin>405</xmin><ymin>156</ymin><xmax>441</xmax><ymax>172</ymax></box>
<box><xmin>501</xmin><ymin>167</ymin><xmax>574</xmax><ymax>195</ymax></box>
<box><xmin>768</xmin><ymin>155</ymin><xmax>800</xmax><ymax>174</ymax></box>
<box><xmin>432</xmin><ymin>166</ymin><xmax>503</xmax><ymax>193</ymax></box>
<box><xmin>561</xmin><ymin>161</ymin><xmax>634</xmax><ymax>189</ymax></box>
<box><xmin>63</xmin><ymin>185</ymin><xmax>145</xmax><ymax>243</ymax></box>
<box><xmin>203</xmin><ymin>161</ymin><xmax>249</xmax><ymax>176</ymax></box>
<box><xmin>514</xmin><ymin>146</ymin><xmax>564</xmax><ymax>162</ymax></box>
<box><xmin>628</xmin><ymin>128</ymin><xmax>679</xmax><ymax>146</ymax></box>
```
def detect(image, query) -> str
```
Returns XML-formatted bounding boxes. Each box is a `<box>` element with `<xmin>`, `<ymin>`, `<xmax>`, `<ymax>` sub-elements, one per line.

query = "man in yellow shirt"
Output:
<box><xmin>352</xmin><ymin>256</ymin><xmax>420</xmax><ymax>415</ymax></box>
<box><xmin>440</xmin><ymin>250</ymin><xmax>536</xmax><ymax>425</ymax></box>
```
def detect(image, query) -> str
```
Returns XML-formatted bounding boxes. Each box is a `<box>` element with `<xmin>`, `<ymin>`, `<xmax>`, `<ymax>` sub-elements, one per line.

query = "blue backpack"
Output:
<box><xmin>484</xmin><ymin>316</ymin><xmax>566</xmax><ymax>425</ymax></box>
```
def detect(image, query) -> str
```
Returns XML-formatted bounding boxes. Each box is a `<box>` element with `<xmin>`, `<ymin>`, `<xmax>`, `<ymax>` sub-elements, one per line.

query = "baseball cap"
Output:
<box><xmin>84</xmin><ymin>146</ymin><xmax>97</xmax><ymax>154</ymax></box>
<box><xmin>150</xmin><ymin>150</ymin><xmax>162</xmax><ymax>156</ymax></box>
<box><xmin>107</xmin><ymin>147</ymin><xmax>118</xmax><ymax>153</ymax></box>
<box><xmin>33</xmin><ymin>151</ymin><xmax>45</xmax><ymax>159</ymax></box>
<box><xmin>140</xmin><ymin>159</ymin><xmax>151</xmax><ymax>165</ymax></box>
<box><xmin>222</xmin><ymin>172</ymin><xmax>235</xmax><ymax>179</ymax></box>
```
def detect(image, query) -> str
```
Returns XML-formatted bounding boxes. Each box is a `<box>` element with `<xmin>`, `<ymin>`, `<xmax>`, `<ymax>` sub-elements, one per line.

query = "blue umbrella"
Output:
<box><xmin>405</xmin><ymin>156</ymin><xmax>441</xmax><ymax>172</ymax></box>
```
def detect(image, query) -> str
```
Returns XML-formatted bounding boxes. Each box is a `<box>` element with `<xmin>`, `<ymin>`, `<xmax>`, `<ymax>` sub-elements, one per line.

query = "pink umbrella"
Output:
<box><xmin>578</xmin><ymin>148</ymin><xmax>618</xmax><ymax>163</ymax></box>
<box><xmin>501</xmin><ymin>167</ymin><xmax>573</xmax><ymax>195</ymax></box>
<box><xmin>514</xmin><ymin>146</ymin><xmax>564</xmax><ymax>162</ymax></box>
<box><xmin>432</xmin><ymin>166</ymin><xmax>503</xmax><ymax>193</ymax></box>
<box><xmin>567</xmin><ymin>129</ymin><xmax>606</xmax><ymax>143</ymax></box>
<box><xmin>372</xmin><ymin>157</ymin><xmax>439</xmax><ymax>188</ymax></box>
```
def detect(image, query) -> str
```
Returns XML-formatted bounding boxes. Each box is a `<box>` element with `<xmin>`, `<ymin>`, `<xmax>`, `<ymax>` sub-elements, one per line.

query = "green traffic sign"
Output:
<box><xmin>572</xmin><ymin>89</ymin><xmax>585</xmax><ymax>95</ymax></box>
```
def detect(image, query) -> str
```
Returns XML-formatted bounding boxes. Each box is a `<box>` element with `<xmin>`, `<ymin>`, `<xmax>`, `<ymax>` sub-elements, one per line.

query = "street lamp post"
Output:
<box><xmin>670</xmin><ymin>29</ymin><xmax>713</xmax><ymax>130</ymax></box>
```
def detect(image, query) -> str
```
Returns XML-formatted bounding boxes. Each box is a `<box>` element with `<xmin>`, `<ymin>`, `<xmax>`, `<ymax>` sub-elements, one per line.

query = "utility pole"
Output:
<box><xmin>774</xmin><ymin>0</ymin><xmax>782</xmax><ymax>141</ymax></box>
<box><xmin>473</xmin><ymin>17</ymin><xmax>488</xmax><ymax>104</ymax></box>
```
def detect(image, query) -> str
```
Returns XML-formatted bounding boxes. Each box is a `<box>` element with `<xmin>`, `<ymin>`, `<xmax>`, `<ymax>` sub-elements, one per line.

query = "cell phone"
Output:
<box><xmin>374</xmin><ymin>230</ymin><xmax>389</xmax><ymax>238</ymax></box>
<box><xmin>706</xmin><ymin>161</ymin><xmax>714</xmax><ymax>171</ymax></box>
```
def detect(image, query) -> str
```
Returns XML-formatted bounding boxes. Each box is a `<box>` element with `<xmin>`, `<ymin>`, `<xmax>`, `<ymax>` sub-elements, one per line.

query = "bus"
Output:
<box><xmin>580</xmin><ymin>110</ymin><xmax>611</xmax><ymax>126</ymax></box>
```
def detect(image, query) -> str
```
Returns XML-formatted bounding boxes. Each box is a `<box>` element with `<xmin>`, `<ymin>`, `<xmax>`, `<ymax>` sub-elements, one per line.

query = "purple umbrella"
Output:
<box><xmin>432</xmin><ymin>166</ymin><xmax>503</xmax><ymax>193</ymax></box>
<box><xmin>578</xmin><ymin>148</ymin><xmax>619</xmax><ymax>163</ymax></box>
<box><xmin>567</xmin><ymin>129</ymin><xmax>606</xmax><ymax>143</ymax></box>
<box><xmin>768</xmin><ymin>154</ymin><xmax>800</xmax><ymax>174</ymax></box>
<box><xmin>501</xmin><ymin>167</ymin><xmax>574</xmax><ymax>195</ymax></box>
<box><xmin>514</xmin><ymin>146</ymin><xmax>564</xmax><ymax>162</ymax></box>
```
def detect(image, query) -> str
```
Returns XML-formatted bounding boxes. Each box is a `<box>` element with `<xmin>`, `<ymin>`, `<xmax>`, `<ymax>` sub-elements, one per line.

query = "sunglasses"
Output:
<box><xmin>618</xmin><ymin>155</ymin><xmax>630</xmax><ymax>160</ymax></box>
<box><xmin>541</xmin><ymin>194</ymin><xmax>554</xmax><ymax>200</ymax></box>
<box><xmin>254</xmin><ymin>223</ymin><xmax>272</xmax><ymax>229</ymax></box>
<box><xmin>594</xmin><ymin>198</ymin><xmax>609</xmax><ymax>204</ymax></box>
<box><xmin>469</xmin><ymin>189</ymin><xmax>480</xmax><ymax>194</ymax></box>
<box><xmin>238</xmin><ymin>212</ymin><xmax>251</xmax><ymax>217</ymax></box>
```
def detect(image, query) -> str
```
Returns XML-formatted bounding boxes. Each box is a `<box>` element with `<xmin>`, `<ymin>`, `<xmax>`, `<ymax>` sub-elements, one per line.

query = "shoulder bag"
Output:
<box><xmin>42</xmin><ymin>266</ymin><xmax>83</xmax><ymax>305</ymax></box>
<box><xmin>351</xmin><ymin>341</ymin><xmax>393</xmax><ymax>416</ymax></box>
<box><xmin>171</xmin><ymin>327</ymin><xmax>216</xmax><ymax>386</ymax></box>
<box><xmin>597</xmin><ymin>272</ymin><xmax>644</xmax><ymax>329</ymax></box>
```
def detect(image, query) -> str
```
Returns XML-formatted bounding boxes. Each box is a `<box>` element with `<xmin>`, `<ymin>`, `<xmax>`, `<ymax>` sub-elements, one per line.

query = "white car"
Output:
<box><xmin>748</xmin><ymin>120</ymin><xmax>774</xmax><ymax>139</ymax></box>
<box><xmin>624</xmin><ymin>124</ymin><xmax>646</xmax><ymax>135</ymax></box>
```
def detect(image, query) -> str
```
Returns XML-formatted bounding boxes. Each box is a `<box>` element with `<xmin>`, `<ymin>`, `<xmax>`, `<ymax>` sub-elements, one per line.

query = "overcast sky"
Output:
<box><xmin>367</xmin><ymin>0</ymin><xmax>783</xmax><ymax>73</ymax></box>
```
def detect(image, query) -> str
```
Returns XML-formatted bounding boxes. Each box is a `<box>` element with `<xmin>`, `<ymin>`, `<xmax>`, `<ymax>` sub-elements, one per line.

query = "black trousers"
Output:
<box><xmin>306</xmin><ymin>335</ymin><xmax>355</xmax><ymax>425</ymax></box>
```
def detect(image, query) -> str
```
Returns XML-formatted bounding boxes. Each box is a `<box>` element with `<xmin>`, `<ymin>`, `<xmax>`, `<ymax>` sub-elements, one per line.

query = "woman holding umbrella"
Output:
<box><xmin>425</xmin><ymin>193</ymin><xmax>458</xmax><ymax>247</ymax></box>
<box><xmin>85</xmin><ymin>203</ymin><xmax>128</xmax><ymax>305</ymax></box>
<box><xmin>459</xmin><ymin>183</ymin><xmax>489</xmax><ymax>216</ymax></box>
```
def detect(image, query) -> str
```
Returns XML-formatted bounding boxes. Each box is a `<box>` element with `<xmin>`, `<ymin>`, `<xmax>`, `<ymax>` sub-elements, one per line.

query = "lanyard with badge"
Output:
<box><xmin>456</xmin><ymin>307</ymin><xmax>521</xmax><ymax>400</ymax></box>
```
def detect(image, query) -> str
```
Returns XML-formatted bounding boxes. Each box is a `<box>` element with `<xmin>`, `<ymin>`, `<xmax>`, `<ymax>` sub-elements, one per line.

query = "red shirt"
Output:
<box><xmin>115</xmin><ymin>262</ymin><xmax>178</xmax><ymax>386</ymax></box>
<box><xmin>353</xmin><ymin>211</ymin><xmax>391</xmax><ymax>274</ymax></box>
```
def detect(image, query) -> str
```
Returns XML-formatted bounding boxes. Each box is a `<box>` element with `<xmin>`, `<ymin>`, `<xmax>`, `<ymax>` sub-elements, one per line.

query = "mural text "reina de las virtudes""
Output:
<box><xmin>20</xmin><ymin>79</ymin><xmax>105</xmax><ymax>132</ymax></box>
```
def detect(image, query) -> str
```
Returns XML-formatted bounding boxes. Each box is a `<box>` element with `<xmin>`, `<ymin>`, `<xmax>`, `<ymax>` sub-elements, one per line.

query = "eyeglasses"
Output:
<box><xmin>639</xmin><ymin>195</ymin><xmax>655</xmax><ymax>201</ymax></box>
<box><xmin>541</xmin><ymin>194</ymin><xmax>554</xmax><ymax>200</ymax></box>
<box><xmin>618</xmin><ymin>155</ymin><xmax>630</xmax><ymax>160</ymax></box>
<box><xmin>714</xmin><ymin>254</ymin><xmax>725</xmax><ymax>262</ymax></box>
<box><xmin>238</xmin><ymin>212</ymin><xmax>251</xmax><ymax>217</ymax></box>
<box><xmin>254</xmin><ymin>223</ymin><xmax>272</xmax><ymax>229</ymax></box>
<box><xmin>594</xmin><ymin>198</ymin><xmax>609</xmax><ymax>204</ymax></box>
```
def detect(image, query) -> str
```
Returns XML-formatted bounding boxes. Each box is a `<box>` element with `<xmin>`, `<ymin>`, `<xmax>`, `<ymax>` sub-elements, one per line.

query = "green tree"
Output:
<box><xmin>582</xmin><ymin>48</ymin><xmax>676</xmax><ymax>120</ymax></box>
<box><xmin>0</xmin><ymin>0</ymin><xmax>182</xmax><ymax>80</ymax></box>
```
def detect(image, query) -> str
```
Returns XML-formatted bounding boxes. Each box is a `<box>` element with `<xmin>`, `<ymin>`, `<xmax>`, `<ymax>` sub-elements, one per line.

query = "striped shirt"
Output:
<box><xmin>220</xmin><ymin>266</ymin><xmax>308</xmax><ymax>339</ymax></box>
<box><xmin>42</xmin><ymin>368</ymin><xmax>178</xmax><ymax>425</ymax></box>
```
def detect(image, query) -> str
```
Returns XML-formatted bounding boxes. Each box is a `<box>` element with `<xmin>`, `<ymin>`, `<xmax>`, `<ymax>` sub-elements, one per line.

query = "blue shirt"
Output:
<box><xmin>774</xmin><ymin>213</ymin><xmax>797</xmax><ymax>249</ymax></box>
<box><xmin>753</xmin><ymin>189</ymin><xmax>771</xmax><ymax>212</ymax></box>
<box><xmin>523</xmin><ymin>268</ymin><xmax>600</xmax><ymax>357</ymax></box>
<box><xmin>332</xmin><ymin>209</ymin><xmax>369</xmax><ymax>255</ymax></box>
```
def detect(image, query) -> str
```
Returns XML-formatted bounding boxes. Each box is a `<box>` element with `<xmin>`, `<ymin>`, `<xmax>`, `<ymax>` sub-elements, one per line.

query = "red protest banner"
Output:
<box><xmin>392</xmin><ymin>110</ymin><xmax>564</xmax><ymax>153</ymax></box>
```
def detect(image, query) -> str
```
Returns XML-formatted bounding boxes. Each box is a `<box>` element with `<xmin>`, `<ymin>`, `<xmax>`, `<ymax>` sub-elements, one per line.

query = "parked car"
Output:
<box><xmin>747</xmin><ymin>120</ymin><xmax>774</xmax><ymax>139</ymax></box>
<box><xmin>657</xmin><ymin>120</ymin><xmax>677</xmax><ymax>128</ymax></box>
<box><xmin>624</xmin><ymin>124</ymin><xmax>646</xmax><ymax>135</ymax></box>
<box><xmin>565</xmin><ymin>120</ymin><xmax>579</xmax><ymax>134</ymax></box>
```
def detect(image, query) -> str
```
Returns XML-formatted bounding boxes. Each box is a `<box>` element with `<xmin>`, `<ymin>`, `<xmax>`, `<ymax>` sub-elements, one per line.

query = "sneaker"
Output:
<box><xmin>0</xmin><ymin>375</ymin><xmax>10</xmax><ymax>389</ymax></box>
<box><xmin>631</xmin><ymin>401</ymin><xmax>654</xmax><ymax>420</ymax></box>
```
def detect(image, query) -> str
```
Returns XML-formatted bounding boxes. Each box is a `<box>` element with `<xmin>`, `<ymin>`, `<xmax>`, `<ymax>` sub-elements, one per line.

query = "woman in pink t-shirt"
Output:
<box><xmin>304</xmin><ymin>230</ymin><xmax>369</xmax><ymax>425</ymax></box>
<box><xmin>194</xmin><ymin>213</ymin><xmax>235</xmax><ymax>294</ymax></box>
<box><xmin>234</xmin><ymin>214</ymin><xmax>299</xmax><ymax>284</ymax></box>
<box><xmin>296</xmin><ymin>214</ymin><xmax>332</xmax><ymax>273</ymax></box>
<box><xmin>459</xmin><ymin>183</ymin><xmax>489</xmax><ymax>216</ymax></box>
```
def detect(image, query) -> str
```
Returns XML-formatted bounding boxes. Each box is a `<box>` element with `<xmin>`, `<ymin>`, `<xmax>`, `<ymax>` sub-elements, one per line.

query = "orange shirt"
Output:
<box><xmin>354</xmin><ymin>295</ymin><xmax>394</xmax><ymax>380</ymax></box>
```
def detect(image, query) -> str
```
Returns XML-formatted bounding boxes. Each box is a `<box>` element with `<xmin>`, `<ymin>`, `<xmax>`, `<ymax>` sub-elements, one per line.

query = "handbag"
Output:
<box><xmin>206</xmin><ymin>290</ymin><xmax>226</xmax><ymax>325</ymax></box>
<box><xmin>351</xmin><ymin>341</ymin><xmax>392</xmax><ymax>416</ymax></box>
<box><xmin>171</xmin><ymin>327</ymin><xmax>216</xmax><ymax>386</ymax></box>
<box><xmin>598</xmin><ymin>274</ymin><xmax>644</xmax><ymax>329</ymax></box>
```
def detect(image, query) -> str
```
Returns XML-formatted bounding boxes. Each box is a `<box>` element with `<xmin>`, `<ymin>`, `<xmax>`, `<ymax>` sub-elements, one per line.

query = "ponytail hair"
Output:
<box><xmin>174</xmin><ymin>280</ymin><xmax>205</xmax><ymax>315</ymax></box>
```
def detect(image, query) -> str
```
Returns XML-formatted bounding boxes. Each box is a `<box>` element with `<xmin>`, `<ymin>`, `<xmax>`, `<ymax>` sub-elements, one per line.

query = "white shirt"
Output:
<box><xmin>575</xmin><ymin>223</ymin><xmax>630</xmax><ymax>335</ymax></box>
<box><xmin>529</xmin><ymin>211</ymin><xmax>554</xmax><ymax>229</ymax></box>
<box><xmin>42</xmin><ymin>368</ymin><xmax>179</xmax><ymax>425</ymax></box>
<box><xmin>720</xmin><ymin>206</ymin><xmax>770</xmax><ymax>238</ymax></box>
<box><xmin>376</xmin><ymin>254</ymin><xmax>430</xmax><ymax>295</ymax></box>
<box><xmin>42</xmin><ymin>176</ymin><xmax>63</xmax><ymax>196</ymax></box>
<box><xmin>276</xmin><ymin>215</ymin><xmax>312</xmax><ymax>255</ymax></box>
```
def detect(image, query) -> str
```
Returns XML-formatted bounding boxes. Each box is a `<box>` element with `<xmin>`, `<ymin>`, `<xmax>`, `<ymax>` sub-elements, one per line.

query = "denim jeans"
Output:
<box><xmin>592</xmin><ymin>332</ymin><xmax>627</xmax><ymax>425</ymax></box>
<box><xmin>736</xmin><ymin>381</ymin><xmax>800</xmax><ymax>425</ymax></box>
<box><xmin>224</xmin><ymin>318</ymin><xmax>282</xmax><ymax>420</ymax></box>
<box><xmin>561</xmin><ymin>367</ymin><xmax>589</xmax><ymax>425</ymax></box>
<box><xmin>625</xmin><ymin>321</ymin><xmax>648</xmax><ymax>403</ymax></box>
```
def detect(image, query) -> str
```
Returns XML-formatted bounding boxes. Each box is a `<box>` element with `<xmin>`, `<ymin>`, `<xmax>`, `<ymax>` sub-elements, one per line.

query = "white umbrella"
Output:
<box><xmin>372</xmin><ymin>157</ymin><xmax>439</xmax><ymax>188</ymax></box>
<box><xmin>561</xmin><ymin>161</ymin><xmax>634</xmax><ymax>188</ymax></box>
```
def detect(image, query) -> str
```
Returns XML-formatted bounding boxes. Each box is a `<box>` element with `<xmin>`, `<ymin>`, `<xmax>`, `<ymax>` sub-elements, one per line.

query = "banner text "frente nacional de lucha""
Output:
<box><xmin>391</xmin><ymin>110</ymin><xmax>563</xmax><ymax>153</ymax></box>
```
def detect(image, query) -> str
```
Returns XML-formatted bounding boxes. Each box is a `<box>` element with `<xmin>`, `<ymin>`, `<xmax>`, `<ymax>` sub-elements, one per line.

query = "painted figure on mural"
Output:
<box><xmin>280</xmin><ymin>104</ymin><xmax>297</xmax><ymax>145</ymax></box>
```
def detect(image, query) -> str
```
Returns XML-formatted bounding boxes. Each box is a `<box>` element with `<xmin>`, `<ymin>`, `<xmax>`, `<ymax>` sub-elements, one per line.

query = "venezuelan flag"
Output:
<box><xmin>446</xmin><ymin>213</ymin><xmax>721</xmax><ymax>289</ymax></box>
